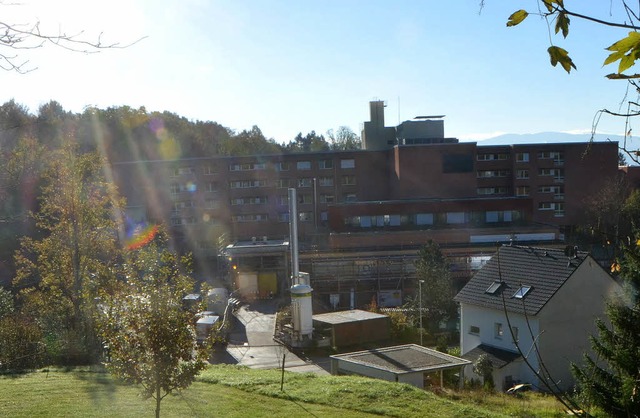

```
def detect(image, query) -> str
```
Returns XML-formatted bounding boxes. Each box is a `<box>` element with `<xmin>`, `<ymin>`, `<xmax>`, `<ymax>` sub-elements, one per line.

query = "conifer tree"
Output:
<box><xmin>572</xmin><ymin>236</ymin><xmax>640</xmax><ymax>417</ymax></box>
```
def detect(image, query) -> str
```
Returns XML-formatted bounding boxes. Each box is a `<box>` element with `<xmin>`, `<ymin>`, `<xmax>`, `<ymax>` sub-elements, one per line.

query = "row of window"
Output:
<box><xmin>233</xmin><ymin>211</ymin><xmax>328</xmax><ymax>223</ymax></box>
<box><xmin>343</xmin><ymin>210</ymin><xmax>523</xmax><ymax>228</ymax></box>
<box><xmin>175</xmin><ymin>158</ymin><xmax>357</xmax><ymax>175</ymax></box>
<box><xmin>477</xmin><ymin>151</ymin><xmax>564</xmax><ymax>163</ymax></box>
<box><xmin>479</xmin><ymin>168</ymin><xmax>565</xmax><ymax>180</ymax></box>
<box><xmin>480</xmin><ymin>185</ymin><xmax>565</xmax><ymax>197</ymax></box>
<box><xmin>538</xmin><ymin>202</ymin><xmax>565</xmax><ymax>216</ymax></box>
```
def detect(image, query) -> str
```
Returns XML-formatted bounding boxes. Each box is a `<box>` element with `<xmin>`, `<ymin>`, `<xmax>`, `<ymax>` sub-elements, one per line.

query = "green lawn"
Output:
<box><xmin>0</xmin><ymin>365</ymin><xmax>577</xmax><ymax>417</ymax></box>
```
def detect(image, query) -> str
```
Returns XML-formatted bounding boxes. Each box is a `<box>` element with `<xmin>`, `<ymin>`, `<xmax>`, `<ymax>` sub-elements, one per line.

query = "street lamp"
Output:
<box><xmin>419</xmin><ymin>279</ymin><xmax>424</xmax><ymax>346</ymax></box>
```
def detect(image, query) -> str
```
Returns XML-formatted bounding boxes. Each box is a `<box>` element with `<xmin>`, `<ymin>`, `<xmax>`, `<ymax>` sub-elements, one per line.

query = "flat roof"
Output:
<box><xmin>224</xmin><ymin>239</ymin><xmax>289</xmax><ymax>256</ymax></box>
<box><xmin>312</xmin><ymin>309</ymin><xmax>388</xmax><ymax>325</ymax></box>
<box><xmin>331</xmin><ymin>344</ymin><xmax>471</xmax><ymax>374</ymax></box>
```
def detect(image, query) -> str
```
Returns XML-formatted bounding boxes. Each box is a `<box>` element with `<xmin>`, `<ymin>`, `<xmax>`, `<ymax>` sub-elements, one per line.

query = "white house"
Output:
<box><xmin>454</xmin><ymin>245</ymin><xmax>620</xmax><ymax>392</ymax></box>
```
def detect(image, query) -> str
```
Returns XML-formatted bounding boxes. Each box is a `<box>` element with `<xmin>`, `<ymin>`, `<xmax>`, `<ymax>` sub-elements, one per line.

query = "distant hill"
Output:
<box><xmin>477</xmin><ymin>131</ymin><xmax>639</xmax><ymax>165</ymax></box>
<box><xmin>477</xmin><ymin>131</ymin><xmax>625</xmax><ymax>146</ymax></box>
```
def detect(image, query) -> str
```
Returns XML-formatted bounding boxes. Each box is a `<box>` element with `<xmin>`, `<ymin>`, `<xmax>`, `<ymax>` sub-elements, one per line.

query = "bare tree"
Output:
<box><xmin>0</xmin><ymin>1</ymin><xmax>144</xmax><ymax>73</ymax></box>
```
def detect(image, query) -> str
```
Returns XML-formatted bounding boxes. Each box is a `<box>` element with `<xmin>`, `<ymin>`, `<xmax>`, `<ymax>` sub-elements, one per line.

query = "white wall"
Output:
<box><xmin>537</xmin><ymin>257</ymin><xmax>621</xmax><ymax>391</ymax></box>
<box><xmin>460</xmin><ymin>303</ymin><xmax>540</xmax><ymax>389</ymax></box>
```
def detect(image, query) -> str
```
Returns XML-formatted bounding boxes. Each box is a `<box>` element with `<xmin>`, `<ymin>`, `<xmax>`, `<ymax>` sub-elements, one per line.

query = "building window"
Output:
<box><xmin>538</xmin><ymin>151</ymin><xmax>564</xmax><ymax>162</ymax></box>
<box><xmin>319</xmin><ymin>159</ymin><xmax>333</xmax><ymax>169</ymax></box>
<box><xmin>342</xmin><ymin>175</ymin><xmax>357</xmax><ymax>185</ymax></box>
<box><xmin>298</xmin><ymin>211</ymin><xmax>313</xmax><ymax>222</ymax></box>
<box><xmin>477</xmin><ymin>170</ymin><xmax>509</xmax><ymax>178</ymax></box>
<box><xmin>299</xmin><ymin>194</ymin><xmax>312</xmax><ymax>204</ymax></box>
<box><xmin>298</xmin><ymin>178</ymin><xmax>313</xmax><ymax>188</ymax></box>
<box><xmin>232</xmin><ymin>214</ymin><xmax>268</xmax><ymax>222</ymax></box>
<box><xmin>340</xmin><ymin>159</ymin><xmax>355</xmax><ymax>169</ymax></box>
<box><xmin>516</xmin><ymin>152</ymin><xmax>529</xmax><ymax>162</ymax></box>
<box><xmin>538</xmin><ymin>202</ymin><xmax>564</xmax><ymax>216</ymax></box>
<box><xmin>416</xmin><ymin>213</ymin><xmax>434</xmax><ymax>225</ymax></box>
<box><xmin>277</xmin><ymin>213</ymin><xmax>290</xmax><ymax>223</ymax></box>
<box><xmin>469</xmin><ymin>325</ymin><xmax>480</xmax><ymax>335</ymax></box>
<box><xmin>203</xmin><ymin>165</ymin><xmax>217</xmax><ymax>175</ymax></box>
<box><xmin>276</xmin><ymin>179</ymin><xmax>292</xmax><ymax>189</ymax></box>
<box><xmin>516</xmin><ymin>186</ymin><xmax>529</xmax><ymax>196</ymax></box>
<box><xmin>539</xmin><ymin>185</ymin><xmax>564</xmax><ymax>198</ymax></box>
<box><xmin>205</xmin><ymin>198</ymin><xmax>217</xmax><ymax>209</ymax></box>
<box><xmin>229</xmin><ymin>162</ymin><xmax>265</xmax><ymax>171</ymax></box>
<box><xmin>494</xmin><ymin>323</ymin><xmax>504</xmax><ymax>339</ymax></box>
<box><xmin>344</xmin><ymin>193</ymin><xmax>357</xmax><ymax>202</ymax></box>
<box><xmin>229</xmin><ymin>180</ymin><xmax>267</xmax><ymax>189</ymax></box>
<box><xmin>319</xmin><ymin>194</ymin><xmax>334</xmax><ymax>203</ymax></box>
<box><xmin>516</xmin><ymin>169</ymin><xmax>529</xmax><ymax>179</ymax></box>
<box><xmin>275</xmin><ymin>162</ymin><xmax>289</xmax><ymax>171</ymax></box>
<box><xmin>277</xmin><ymin>195</ymin><xmax>288</xmax><ymax>205</ymax></box>
<box><xmin>446</xmin><ymin>212</ymin><xmax>466</xmax><ymax>224</ymax></box>
<box><xmin>320</xmin><ymin>211</ymin><xmax>328</xmax><ymax>222</ymax></box>
<box><xmin>538</xmin><ymin>168</ymin><xmax>564</xmax><ymax>181</ymax></box>
<box><xmin>477</xmin><ymin>187</ymin><xmax>507</xmax><ymax>195</ymax></box>
<box><xmin>477</xmin><ymin>153</ymin><xmax>509</xmax><ymax>161</ymax></box>
<box><xmin>319</xmin><ymin>177</ymin><xmax>334</xmax><ymax>187</ymax></box>
<box><xmin>296</xmin><ymin>161</ymin><xmax>311</xmax><ymax>170</ymax></box>
<box><xmin>205</xmin><ymin>182</ymin><xmax>218</xmax><ymax>193</ymax></box>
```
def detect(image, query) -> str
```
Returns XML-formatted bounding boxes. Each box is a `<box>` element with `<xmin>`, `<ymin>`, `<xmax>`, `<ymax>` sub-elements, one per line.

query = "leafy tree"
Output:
<box><xmin>327</xmin><ymin>126</ymin><xmax>361</xmax><ymax>150</ymax></box>
<box><xmin>572</xmin><ymin>235</ymin><xmax>640</xmax><ymax>417</ymax></box>
<box><xmin>410</xmin><ymin>240</ymin><xmax>457</xmax><ymax>334</ymax></box>
<box><xmin>473</xmin><ymin>354</ymin><xmax>495</xmax><ymax>391</ymax></box>
<box><xmin>286</xmin><ymin>131</ymin><xmax>330</xmax><ymax>153</ymax></box>
<box><xmin>219</xmin><ymin>125</ymin><xmax>283</xmax><ymax>156</ymax></box>
<box><xmin>13</xmin><ymin>142</ymin><xmax>123</xmax><ymax>364</ymax></box>
<box><xmin>99</xmin><ymin>233</ymin><xmax>207</xmax><ymax>418</ymax></box>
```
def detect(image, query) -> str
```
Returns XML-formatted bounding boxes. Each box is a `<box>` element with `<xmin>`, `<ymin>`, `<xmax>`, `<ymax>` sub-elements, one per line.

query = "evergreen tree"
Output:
<box><xmin>572</xmin><ymin>236</ymin><xmax>640</xmax><ymax>417</ymax></box>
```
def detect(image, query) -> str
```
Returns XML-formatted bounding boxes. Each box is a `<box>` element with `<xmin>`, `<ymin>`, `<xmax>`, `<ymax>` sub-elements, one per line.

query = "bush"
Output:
<box><xmin>0</xmin><ymin>315</ymin><xmax>46</xmax><ymax>371</ymax></box>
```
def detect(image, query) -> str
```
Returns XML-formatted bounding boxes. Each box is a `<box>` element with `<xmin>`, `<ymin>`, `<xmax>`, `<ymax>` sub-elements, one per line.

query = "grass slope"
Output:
<box><xmin>0</xmin><ymin>365</ymin><xmax>571</xmax><ymax>417</ymax></box>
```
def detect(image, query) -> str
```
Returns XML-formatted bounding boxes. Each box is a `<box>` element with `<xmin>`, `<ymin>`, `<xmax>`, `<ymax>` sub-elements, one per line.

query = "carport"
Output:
<box><xmin>330</xmin><ymin>344</ymin><xmax>471</xmax><ymax>389</ymax></box>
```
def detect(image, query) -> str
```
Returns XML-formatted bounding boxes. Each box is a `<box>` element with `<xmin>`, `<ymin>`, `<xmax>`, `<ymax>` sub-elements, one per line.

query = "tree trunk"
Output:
<box><xmin>156</xmin><ymin>385</ymin><xmax>161</xmax><ymax>418</ymax></box>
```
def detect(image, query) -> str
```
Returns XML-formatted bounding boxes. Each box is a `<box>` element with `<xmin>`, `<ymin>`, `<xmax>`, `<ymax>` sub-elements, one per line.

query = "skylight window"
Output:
<box><xmin>513</xmin><ymin>285</ymin><xmax>532</xmax><ymax>299</ymax></box>
<box><xmin>485</xmin><ymin>281</ymin><xmax>504</xmax><ymax>294</ymax></box>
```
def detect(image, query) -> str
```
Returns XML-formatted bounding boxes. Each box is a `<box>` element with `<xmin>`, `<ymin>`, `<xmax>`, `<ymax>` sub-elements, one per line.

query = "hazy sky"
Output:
<box><xmin>1</xmin><ymin>1</ymin><xmax>635</xmax><ymax>143</ymax></box>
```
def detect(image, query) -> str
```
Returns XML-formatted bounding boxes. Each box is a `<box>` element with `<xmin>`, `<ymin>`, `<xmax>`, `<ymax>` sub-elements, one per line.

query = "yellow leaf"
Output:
<box><xmin>507</xmin><ymin>10</ymin><xmax>529</xmax><ymax>27</ymax></box>
<box><xmin>555</xmin><ymin>12</ymin><xmax>570</xmax><ymax>38</ymax></box>
<box><xmin>548</xmin><ymin>46</ymin><xmax>576</xmax><ymax>73</ymax></box>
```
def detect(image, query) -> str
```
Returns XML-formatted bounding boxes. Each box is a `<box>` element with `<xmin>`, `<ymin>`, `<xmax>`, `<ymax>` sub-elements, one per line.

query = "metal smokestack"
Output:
<box><xmin>288</xmin><ymin>188</ymin><xmax>299</xmax><ymax>282</ymax></box>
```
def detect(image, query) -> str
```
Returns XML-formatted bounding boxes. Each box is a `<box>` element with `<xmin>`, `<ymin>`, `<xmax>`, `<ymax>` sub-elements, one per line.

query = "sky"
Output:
<box><xmin>1</xmin><ymin>1</ymin><xmax>638</xmax><ymax>143</ymax></box>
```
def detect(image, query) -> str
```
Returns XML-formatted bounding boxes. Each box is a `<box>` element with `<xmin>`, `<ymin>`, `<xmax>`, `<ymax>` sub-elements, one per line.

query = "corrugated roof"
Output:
<box><xmin>454</xmin><ymin>245</ymin><xmax>590</xmax><ymax>316</ymax></box>
<box><xmin>331</xmin><ymin>344</ymin><xmax>470</xmax><ymax>374</ymax></box>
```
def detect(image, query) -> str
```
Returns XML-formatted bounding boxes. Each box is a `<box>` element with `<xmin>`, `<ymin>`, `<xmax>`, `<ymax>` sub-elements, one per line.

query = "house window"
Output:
<box><xmin>516</xmin><ymin>152</ymin><xmax>529</xmax><ymax>162</ymax></box>
<box><xmin>277</xmin><ymin>195</ymin><xmax>288</xmax><ymax>205</ymax></box>
<box><xmin>205</xmin><ymin>199</ymin><xmax>217</xmax><ymax>209</ymax></box>
<box><xmin>494</xmin><ymin>323</ymin><xmax>504</xmax><ymax>339</ymax></box>
<box><xmin>485</xmin><ymin>281</ymin><xmax>504</xmax><ymax>294</ymax></box>
<box><xmin>340</xmin><ymin>159</ymin><xmax>355</xmax><ymax>169</ymax></box>
<box><xmin>516</xmin><ymin>169</ymin><xmax>529</xmax><ymax>179</ymax></box>
<box><xmin>341</xmin><ymin>175</ymin><xmax>357</xmax><ymax>185</ymax></box>
<box><xmin>297</xmin><ymin>161</ymin><xmax>311</xmax><ymax>170</ymax></box>
<box><xmin>477</xmin><ymin>153</ymin><xmax>508</xmax><ymax>161</ymax></box>
<box><xmin>205</xmin><ymin>182</ymin><xmax>218</xmax><ymax>192</ymax></box>
<box><xmin>513</xmin><ymin>285</ymin><xmax>532</xmax><ymax>299</ymax></box>
<box><xmin>275</xmin><ymin>162</ymin><xmax>290</xmax><ymax>171</ymax></box>
<box><xmin>469</xmin><ymin>325</ymin><xmax>480</xmax><ymax>335</ymax></box>
<box><xmin>319</xmin><ymin>177</ymin><xmax>334</xmax><ymax>187</ymax></box>
<box><xmin>511</xmin><ymin>326</ymin><xmax>519</xmax><ymax>343</ymax></box>
<box><xmin>477</xmin><ymin>187</ymin><xmax>507</xmax><ymax>195</ymax></box>
<box><xmin>539</xmin><ymin>202</ymin><xmax>565</xmax><ymax>216</ymax></box>
<box><xmin>319</xmin><ymin>159</ymin><xmax>333</xmax><ymax>169</ymax></box>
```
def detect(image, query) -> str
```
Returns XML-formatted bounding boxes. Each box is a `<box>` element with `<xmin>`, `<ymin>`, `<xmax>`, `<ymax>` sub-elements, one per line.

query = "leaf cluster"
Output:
<box><xmin>505</xmin><ymin>1</ymin><xmax>640</xmax><ymax>77</ymax></box>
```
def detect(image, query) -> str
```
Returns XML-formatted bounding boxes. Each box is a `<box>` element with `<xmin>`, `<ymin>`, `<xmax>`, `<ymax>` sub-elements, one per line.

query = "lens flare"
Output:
<box><xmin>126</xmin><ymin>224</ymin><xmax>159</xmax><ymax>250</ymax></box>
